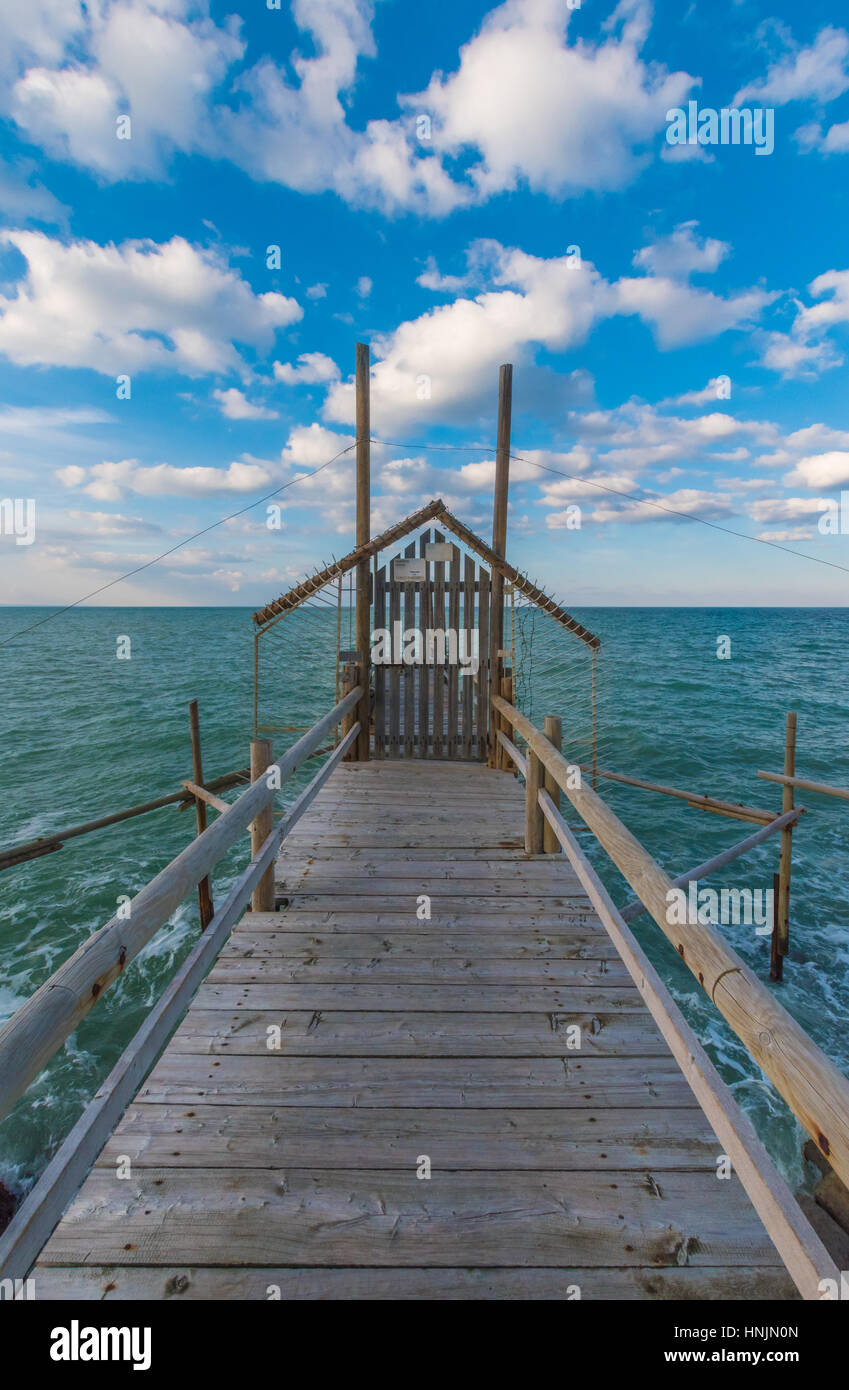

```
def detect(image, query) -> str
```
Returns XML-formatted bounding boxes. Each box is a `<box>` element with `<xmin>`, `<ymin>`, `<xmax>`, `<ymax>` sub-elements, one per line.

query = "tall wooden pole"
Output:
<box><xmin>543</xmin><ymin>715</ymin><xmax>562</xmax><ymax>853</ymax></box>
<box><xmin>777</xmin><ymin>711</ymin><xmax>797</xmax><ymax>960</ymax></box>
<box><xmin>355</xmin><ymin>342</ymin><xmax>371</xmax><ymax>761</ymax></box>
<box><xmin>488</xmin><ymin>363</ymin><xmax>512</xmax><ymax>765</ymax></box>
<box><xmin>188</xmin><ymin>700</ymin><xmax>214</xmax><ymax>930</ymax></box>
<box><xmin>249</xmin><ymin>737</ymin><xmax>275</xmax><ymax>911</ymax></box>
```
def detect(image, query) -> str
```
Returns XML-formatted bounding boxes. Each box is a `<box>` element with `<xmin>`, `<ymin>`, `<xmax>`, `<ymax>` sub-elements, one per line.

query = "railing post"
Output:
<box><xmin>250</xmin><ymin>737</ymin><xmax>275</xmax><ymax>911</ymax></box>
<box><xmin>188</xmin><ymin>699</ymin><xmax>215</xmax><ymax>930</ymax></box>
<box><xmin>525</xmin><ymin>745</ymin><xmax>544</xmax><ymax>855</ymax></box>
<box><xmin>341</xmin><ymin>662</ymin><xmax>360</xmax><ymax>761</ymax></box>
<box><xmin>777</xmin><ymin>711</ymin><xmax>797</xmax><ymax>960</ymax></box>
<box><xmin>542</xmin><ymin>715</ymin><xmax>562</xmax><ymax>854</ymax></box>
<box><xmin>497</xmin><ymin>670</ymin><xmax>513</xmax><ymax>770</ymax></box>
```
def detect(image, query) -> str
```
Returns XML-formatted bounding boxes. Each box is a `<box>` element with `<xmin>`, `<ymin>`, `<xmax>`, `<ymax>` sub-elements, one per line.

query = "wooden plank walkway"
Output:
<box><xmin>34</xmin><ymin>761</ymin><xmax>796</xmax><ymax>1300</ymax></box>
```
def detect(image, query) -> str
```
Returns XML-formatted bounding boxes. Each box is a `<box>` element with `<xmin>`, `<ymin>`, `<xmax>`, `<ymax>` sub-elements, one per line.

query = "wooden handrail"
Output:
<box><xmin>492</xmin><ymin>693</ymin><xmax>849</xmax><ymax>1194</ymax></box>
<box><xmin>759</xmin><ymin>770</ymin><xmax>849</xmax><ymax>802</ymax></box>
<box><xmin>536</xmin><ymin>789</ymin><xmax>837</xmax><ymax>1299</ymax></box>
<box><xmin>0</xmin><ymin>686</ymin><xmax>362</xmax><ymax>1125</ymax></box>
<box><xmin>0</xmin><ymin>720</ymin><xmax>360</xmax><ymax>1281</ymax></box>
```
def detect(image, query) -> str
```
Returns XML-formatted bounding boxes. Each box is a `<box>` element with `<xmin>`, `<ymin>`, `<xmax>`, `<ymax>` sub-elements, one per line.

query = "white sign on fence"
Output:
<box><xmin>393</xmin><ymin>558</ymin><xmax>427</xmax><ymax>581</ymax></box>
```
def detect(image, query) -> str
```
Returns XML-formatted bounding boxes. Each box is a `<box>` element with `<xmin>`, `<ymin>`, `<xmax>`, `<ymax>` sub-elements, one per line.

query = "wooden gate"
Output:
<box><xmin>372</xmin><ymin>528</ymin><xmax>490</xmax><ymax>761</ymax></box>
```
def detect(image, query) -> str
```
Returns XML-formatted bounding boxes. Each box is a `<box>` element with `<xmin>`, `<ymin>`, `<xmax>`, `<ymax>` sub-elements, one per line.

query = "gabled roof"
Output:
<box><xmin>252</xmin><ymin>498</ymin><xmax>600</xmax><ymax>649</ymax></box>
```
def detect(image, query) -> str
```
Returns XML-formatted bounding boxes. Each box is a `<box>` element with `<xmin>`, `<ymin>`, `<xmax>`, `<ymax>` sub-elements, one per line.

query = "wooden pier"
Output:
<box><xmin>31</xmin><ymin>760</ymin><xmax>796</xmax><ymax>1299</ymax></box>
<box><xmin>2</xmin><ymin>347</ymin><xmax>848</xmax><ymax>1302</ymax></box>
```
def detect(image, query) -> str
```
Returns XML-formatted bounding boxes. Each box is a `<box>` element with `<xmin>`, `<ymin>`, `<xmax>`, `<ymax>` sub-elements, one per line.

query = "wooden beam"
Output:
<box><xmin>250</xmin><ymin>739</ymin><xmax>275</xmax><ymax>912</ymax></box>
<box><xmin>496</xmin><ymin>730</ymin><xmax>526</xmax><ymax>776</ymax></box>
<box><xmin>777</xmin><ymin>713</ymin><xmax>797</xmax><ymax>958</ymax></box>
<box><xmin>488</xmin><ymin>363</ymin><xmax>511</xmax><ymax>765</ymax></box>
<box><xmin>524</xmin><ymin>744</ymin><xmax>544</xmax><ymax>855</ymax></box>
<box><xmin>543</xmin><ymin>715</ymin><xmax>562</xmax><ymax>853</ymax></box>
<box><xmin>536</xmin><ymin>788</ymin><xmax>839</xmax><ymax>1301</ymax></box>
<box><xmin>758</xmin><ymin>770</ymin><xmax>849</xmax><ymax>802</ymax></box>
<box><xmin>493</xmin><ymin>693</ymin><xmax>849</xmax><ymax>1195</ymax></box>
<box><xmin>181</xmin><ymin>781</ymin><xmax>231</xmax><ymax>815</ymax></box>
<box><xmin>578</xmin><ymin>763</ymin><xmax>776</xmax><ymax>825</ymax></box>
<box><xmin>355</xmin><ymin>342</ymin><xmax>371</xmax><ymax>761</ymax></box>
<box><xmin>189</xmin><ymin>700</ymin><xmax>215</xmax><ymax>931</ymax></box>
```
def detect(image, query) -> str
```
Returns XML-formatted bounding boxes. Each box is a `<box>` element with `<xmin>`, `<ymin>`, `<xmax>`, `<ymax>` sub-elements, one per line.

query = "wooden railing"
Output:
<box><xmin>492</xmin><ymin>694</ymin><xmax>849</xmax><ymax>1209</ymax></box>
<box><xmin>0</xmin><ymin>687</ymin><xmax>361</xmax><ymax>1278</ymax></box>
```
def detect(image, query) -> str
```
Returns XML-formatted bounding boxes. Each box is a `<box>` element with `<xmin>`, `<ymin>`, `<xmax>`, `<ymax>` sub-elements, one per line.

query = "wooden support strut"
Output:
<box><xmin>492</xmin><ymin>693</ymin><xmax>849</xmax><ymax>1195</ymax></box>
<box><xmin>188</xmin><ymin>700</ymin><xmax>215</xmax><ymax>930</ymax></box>
<box><xmin>488</xmin><ymin>364</ymin><xmax>511</xmax><ymax>766</ymax></box>
<box><xmin>543</xmin><ymin>715</ymin><xmax>562</xmax><ymax>853</ymax></box>
<box><xmin>355</xmin><ymin>342</ymin><xmax>371</xmax><ymax>762</ymax></box>
<box><xmin>777</xmin><ymin>712</ymin><xmax>797</xmax><ymax>959</ymax></box>
<box><xmin>249</xmin><ymin>739</ymin><xmax>275</xmax><ymax>913</ymax></box>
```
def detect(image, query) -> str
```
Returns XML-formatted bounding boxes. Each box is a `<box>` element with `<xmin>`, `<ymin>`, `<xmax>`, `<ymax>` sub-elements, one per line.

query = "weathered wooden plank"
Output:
<box><xmin>403</xmin><ymin>540</ymin><xmax>416</xmax><ymax>759</ymax></box>
<box><xmin>138</xmin><ymin>1054</ymin><xmax>705</xmax><ymax>1109</ymax></box>
<box><xmin>193</xmin><ymin>982</ymin><xmax>644</xmax><ymax>1013</ymax></box>
<box><xmin>277</xmin><ymin>859</ymin><xmax>577</xmax><ymax>880</ymax></box>
<box><xmin>209</xmin><ymin>957</ymin><xmax>631</xmax><ymax>985</ymax></box>
<box><xmin>168</xmin><ymin>1010</ymin><xmax>669</xmax><ymax>1056</ymax></box>
<box><xmin>276</xmin><ymin>895</ymin><xmax>591</xmax><ymax>913</ymax></box>
<box><xmin>277</xmin><ymin>878</ymin><xmax>585</xmax><ymax>899</ymax></box>
<box><xmin>432</xmin><ymin>530</ymin><xmax>445</xmax><ymax>759</ymax></box>
<box><xmin>477</xmin><ymin>563</ymin><xmax>489</xmax><ymax>760</ymax></box>
<box><xmin>224</xmin><ymin>929</ymin><xmax>621</xmax><ymax>959</ymax></box>
<box><xmin>98</xmin><ymin>1106</ymin><xmax>720</xmax><ymax>1170</ymax></box>
<box><xmin>388</xmin><ymin>572</ymin><xmax>400</xmax><ymax>758</ymax></box>
<box><xmin>38</xmin><ymin>1169</ymin><xmax>783</xmax><ymax>1268</ymax></box>
<box><xmin>447</xmin><ymin>543</ymin><xmax>460</xmax><ymax>759</ymax></box>
<box><xmin>417</xmin><ymin>531</ymin><xmax>431</xmax><ymax>758</ymax></box>
<box><xmin>255</xmin><ymin>910</ymin><xmax>606</xmax><ymax>930</ymax></box>
<box><xmin>28</xmin><ymin>1264</ymin><xmax>796</xmax><ymax>1301</ymax></box>
<box><xmin>462</xmin><ymin>552</ymin><xmax>474</xmax><ymax>759</ymax></box>
<box><xmin>373</xmin><ymin>563</ymin><xmax>386</xmax><ymax>759</ymax></box>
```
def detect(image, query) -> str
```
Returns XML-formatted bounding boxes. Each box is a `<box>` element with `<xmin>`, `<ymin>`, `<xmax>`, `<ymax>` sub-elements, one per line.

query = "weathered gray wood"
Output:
<box><xmin>354</xmin><ymin>341</ymin><xmax>371</xmax><ymax>761</ymax></box>
<box><xmin>447</xmin><ymin>543</ymin><xmax>460</xmax><ymax>759</ymax></box>
<box><xmin>210</xmin><ymin>957</ymin><xmax>629</xmax><ymax>984</ymax></box>
<box><xmin>403</xmin><ymin>540</ymin><xmax>416</xmax><ymax>759</ymax></box>
<box><xmin>477</xmin><ymin>566</ymin><xmax>489</xmax><ymax>760</ymax></box>
<box><xmin>26</xmin><ymin>1264</ymin><xmax>796</xmax><ymax>1302</ymax></box>
<box><xmin>224</xmin><ymin>929</ymin><xmax>621</xmax><ymax>960</ymax></box>
<box><xmin>139</xmin><ymin>1054</ymin><xmax>704</xmax><ymax>1109</ymax></box>
<box><xmin>193</xmin><ymin>982</ymin><xmax>645</xmax><ymax>1012</ymax></box>
<box><xmin>417</xmin><ymin>531</ymin><xmax>431</xmax><ymax>757</ymax></box>
<box><xmin>388</xmin><ymin>571</ymin><xmax>400</xmax><ymax>759</ymax></box>
<box><xmin>168</xmin><ymin>1010</ymin><xmax>670</xmax><ymax>1056</ymax></box>
<box><xmin>98</xmin><ymin>1105</ymin><xmax>719</xmax><ymax>1170</ymax></box>
<box><xmin>32</xmin><ymin>751</ymin><xmax>800</xmax><ymax>1300</ymax></box>
<box><xmin>462</xmin><ymin>553</ymin><xmax>474</xmax><ymax>759</ymax></box>
<box><xmin>38</xmin><ymin>1169</ymin><xmax>783</xmax><ymax>1268</ymax></box>
<box><xmin>432</xmin><ymin>530</ymin><xmax>445</xmax><ymax>759</ymax></box>
<box><xmin>373</xmin><ymin>563</ymin><xmax>386</xmax><ymax>758</ymax></box>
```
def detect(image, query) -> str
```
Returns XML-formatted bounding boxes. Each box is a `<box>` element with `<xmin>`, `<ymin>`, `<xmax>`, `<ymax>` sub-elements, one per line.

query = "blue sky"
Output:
<box><xmin>2</xmin><ymin>0</ymin><xmax>849</xmax><ymax>606</ymax></box>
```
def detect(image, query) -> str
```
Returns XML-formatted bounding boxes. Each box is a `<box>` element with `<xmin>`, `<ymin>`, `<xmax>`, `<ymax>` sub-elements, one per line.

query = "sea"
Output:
<box><xmin>1</xmin><ymin>605</ymin><xmax>847</xmax><ymax>1202</ymax></box>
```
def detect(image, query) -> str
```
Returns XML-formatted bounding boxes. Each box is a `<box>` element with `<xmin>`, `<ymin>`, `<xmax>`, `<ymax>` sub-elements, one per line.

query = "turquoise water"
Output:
<box><xmin>1</xmin><ymin>605</ymin><xmax>847</xmax><ymax>1199</ymax></box>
